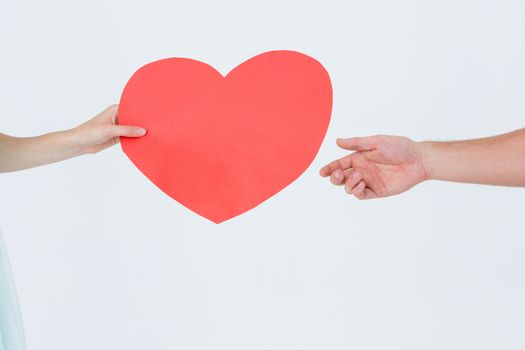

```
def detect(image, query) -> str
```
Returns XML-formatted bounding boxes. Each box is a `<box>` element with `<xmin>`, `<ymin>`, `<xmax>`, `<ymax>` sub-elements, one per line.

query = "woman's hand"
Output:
<box><xmin>0</xmin><ymin>105</ymin><xmax>146</xmax><ymax>172</ymax></box>
<box><xmin>71</xmin><ymin>104</ymin><xmax>146</xmax><ymax>154</ymax></box>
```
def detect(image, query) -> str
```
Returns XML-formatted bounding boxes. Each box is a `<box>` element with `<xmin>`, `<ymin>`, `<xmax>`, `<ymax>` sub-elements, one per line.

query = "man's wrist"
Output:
<box><xmin>417</xmin><ymin>141</ymin><xmax>438</xmax><ymax>181</ymax></box>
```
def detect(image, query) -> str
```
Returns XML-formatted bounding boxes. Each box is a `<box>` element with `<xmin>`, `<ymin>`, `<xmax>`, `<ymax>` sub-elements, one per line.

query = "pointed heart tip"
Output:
<box><xmin>208</xmin><ymin>216</ymin><xmax>227</xmax><ymax>224</ymax></box>
<box><xmin>207</xmin><ymin>214</ymin><xmax>237</xmax><ymax>224</ymax></box>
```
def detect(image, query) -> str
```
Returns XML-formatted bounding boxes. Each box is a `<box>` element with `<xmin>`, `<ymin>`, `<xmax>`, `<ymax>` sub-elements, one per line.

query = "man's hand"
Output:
<box><xmin>319</xmin><ymin>135</ymin><xmax>429</xmax><ymax>200</ymax></box>
<box><xmin>320</xmin><ymin>129</ymin><xmax>525</xmax><ymax>199</ymax></box>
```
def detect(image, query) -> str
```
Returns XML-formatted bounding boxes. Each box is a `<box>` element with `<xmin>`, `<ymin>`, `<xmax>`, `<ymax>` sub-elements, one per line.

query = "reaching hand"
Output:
<box><xmin>319</xmin><ymin>135</ymin><xmax>429</xmax><ymax>200</ymax></box>
<box><xmin>71</xmin><ymin>104</ymin><xmax>146</xmax><ymax>154</ymax></box>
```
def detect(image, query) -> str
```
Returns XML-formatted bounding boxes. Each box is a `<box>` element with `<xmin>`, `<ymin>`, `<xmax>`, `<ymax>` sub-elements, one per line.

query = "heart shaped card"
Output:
<box><xmin>119</xmin><ymin>50</ymin><xmax>332</xmax><ymax>223</ymax></box>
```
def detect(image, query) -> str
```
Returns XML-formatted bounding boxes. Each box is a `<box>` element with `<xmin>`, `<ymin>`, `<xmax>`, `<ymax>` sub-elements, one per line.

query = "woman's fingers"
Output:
<box><xmin>83</xmin><ymin>124</ymin><xmax>146</xmax><ymax>152</ymax></box>
<box><xmin>88</xmin><ymin>138</ymin><xmax>118</xmax><ymax>154</ymax></box>
<box><xmin>110</xmin><ymin>125</ymin><xmax>147</xmax><ymax>138</ymax></box>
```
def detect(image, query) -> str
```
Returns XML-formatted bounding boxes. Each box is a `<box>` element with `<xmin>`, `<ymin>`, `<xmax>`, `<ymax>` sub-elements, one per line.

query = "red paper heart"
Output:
<box><xmin>119</xmin><ymin>50</ymin><xmax>332</xmax><ymax>223</ymax></box>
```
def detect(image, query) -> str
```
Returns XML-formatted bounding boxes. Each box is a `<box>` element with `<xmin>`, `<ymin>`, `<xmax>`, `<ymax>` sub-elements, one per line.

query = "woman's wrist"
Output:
<box><xmin>60</xmin><ymin>127</ymin><xmax>88</xmax><ymax>157</ymax></box>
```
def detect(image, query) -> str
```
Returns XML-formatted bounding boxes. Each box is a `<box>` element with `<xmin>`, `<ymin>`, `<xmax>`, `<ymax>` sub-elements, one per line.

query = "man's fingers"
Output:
<box><xmin>363</xmin><ymin>187</ymin><xmax>379</xmax><ymax>200</ymax></box>
<box><xmin>110</xmin><ymin>125</ymin><xmax>147</xmax><ymax>138</ymax></box>
<box><xmin>330</xmin><ymin>168</ymin><xmax>358</xmax><ymax>186</ymax></box>
<box><xmin>344</xmin><ymin>170</ymin><xmax>362</xmax><ymax>193</ymax></box>
<box><xmin>352</xmin><ymin>181</ymin><xmax>367</xmax><ymax>198</ymax></box>
<box><xmin>330</xmin><ymin>169</ymin><xmax>345</xmax><ymax>185</ymax></box>
<box><xmin>337</xmin><ymin>136</ymin><xmax>378</xmax><ymax>151</ymax></box>
<box><xmin>352</xmin><ymin>181</ymin><xmax>379</xmax><ymax>200</ymax></box>
<box><xmin>319</xmin><ymin>154</ymin><xmax>353</xmax><ymax>177</ymax></box>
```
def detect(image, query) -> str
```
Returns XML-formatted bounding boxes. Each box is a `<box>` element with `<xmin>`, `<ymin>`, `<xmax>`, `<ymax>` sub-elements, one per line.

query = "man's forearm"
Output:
<box><xmin>0</xmin><ymin>130</ymin><xmax>82</xmax><ymax>172</ymax></box>
<box><xmin>419</xmin><ymin>129</ymin><xmax>525</xmax><ymax>186</ymax></box>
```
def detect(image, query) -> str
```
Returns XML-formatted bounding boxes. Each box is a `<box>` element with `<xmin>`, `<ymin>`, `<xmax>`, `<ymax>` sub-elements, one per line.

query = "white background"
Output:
<box><xmin>1</xmin><ymin>1</ymin><xmax>524</xmax><ymax>349</ymax></box>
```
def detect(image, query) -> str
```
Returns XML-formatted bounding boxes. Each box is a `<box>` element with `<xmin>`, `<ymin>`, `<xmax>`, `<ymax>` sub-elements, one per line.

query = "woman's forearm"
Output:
<box><xmin>0</xmin><ymin>130</ymin><xmax>82</xmax><ymax>172</ymax></box>
<box><xmin>421</xmin><ymin>128</ymin><xmax>525</xmax><ymax>186</ymax></box>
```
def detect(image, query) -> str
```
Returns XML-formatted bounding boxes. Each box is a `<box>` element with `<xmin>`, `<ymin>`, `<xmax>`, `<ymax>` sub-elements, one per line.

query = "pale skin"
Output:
<box><xmin>0</xmin><ymin>105</ymin><xmax>146</xmax><ymax>173</ymax></box>
<box><xmin>320</xmin><ymin>129</ymin><xmax>525</xmax><ymax>200</ymax></box>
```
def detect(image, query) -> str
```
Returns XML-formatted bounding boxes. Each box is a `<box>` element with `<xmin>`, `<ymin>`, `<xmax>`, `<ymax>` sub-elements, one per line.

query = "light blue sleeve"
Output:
<box><xmin>0</xmin><ymin>230</ymin><xmax>26</xmax><ymax>350</ymax></box>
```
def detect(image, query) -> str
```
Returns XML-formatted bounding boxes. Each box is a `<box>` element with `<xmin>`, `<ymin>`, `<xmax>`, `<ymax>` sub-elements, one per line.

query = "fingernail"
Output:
<box><xmin>353</xmin><ymin>171</ymin><xmax>360</xmax><ymax>180</ymax></box>
<box><xmin>334</xmin><ymin>170</ymin><xmax>342</xmax><ymax>181</ymax></box>
<box><xmin>135</xmin><ymin>127</ymin><xmax>147</xmax><ymax>136</ymax></box>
